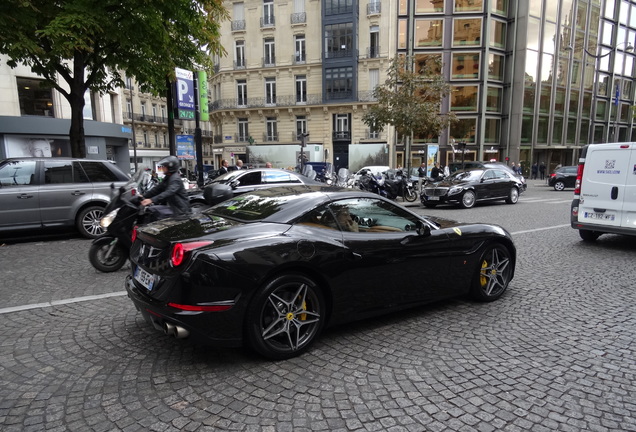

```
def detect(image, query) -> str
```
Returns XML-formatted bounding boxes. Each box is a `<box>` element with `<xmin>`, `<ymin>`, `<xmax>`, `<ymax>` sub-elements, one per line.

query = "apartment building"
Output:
<box><xmin>208</xmin><ymin>0</ymin><xmax>396</xmax><ymax>171</ymax></box>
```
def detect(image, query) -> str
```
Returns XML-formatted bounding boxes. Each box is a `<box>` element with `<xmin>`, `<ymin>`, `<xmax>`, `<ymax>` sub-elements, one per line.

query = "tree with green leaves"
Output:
<box><xmin>0</xmin><ymin>0</ymin><xmax>228</xmax><ymax>158</ymax></box>
<box><xmin>362</xmin><ymin>55</ymin><xmax>455</xmax><ymax>171</ymax></box>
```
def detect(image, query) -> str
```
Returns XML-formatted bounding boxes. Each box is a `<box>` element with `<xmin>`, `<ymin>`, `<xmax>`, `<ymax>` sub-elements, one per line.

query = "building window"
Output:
<box><xmin>232</xmin><ymin>2</ymin><xmax>246</xmax><ymax>31</ymax></box>
<box><xmin>325</xmin><ymin>0</ymin><xmax>353</xmax><ymax>15</ymax></box>
<box><xmin>333</xmin><ymin>114</ymin><xmax>350</xmax><ymax>139</ymax></box>
<box><xmin>161</xmin><ymin>105</ymin><xmax>167</xmax><ymax>121</ymax></box>
<box><xmin>141</xmin><ymin>102</ymin><xmax>147</xmax><ymax>118</ymax></box>
<box><xmin>151</xmin><ymin>104</ymin><xmax>157</xmax><ymax>121</ymax></box>
<box><xmin>415</xmin><ymin>0</ymin><xmax>443</xmax><ymax>13</ymax></box>
<box><xmin>17</xmin><ymin>77</ymin><xmax>55</xmax><ymax>117</ymax></box>
<box><xmin>453</xmin><ymin>18</ymin><xmax>482</xmax><ymax>46</ymax></box>
<box><xmin>126</xmin><ymin>99</ymin><xmax>132</xmax><ymax>119</ymax></box>
<box><xmin>449</xmin><ymin>117</ymin><xmax>476</xmax><ymax>143</ymax></box>
<box><xmin>237</xmin><ymin>118</ymin><xmax>249</xmax><ymax>142</ymax></box>
<box><xmin>296</xmin><ymin>75</ymin><xmax>307</xmax><ymax>103</ymax></box>
<box><xmin>486</xmin><ymin>87</ymin><xmax>503</xmax><ymax>112</ymax></box>
<box><xmin>294</xmin><ymin>35</ymin><xmax>306</xmax><ymax>63</ymax></box>
<box><xmin>455</xmin><ymin>0</ymin><xmax>483</xmax><ymax>13</ymax></box>
<box><xmin>488</xmin><ymin>54</ymin><xmax>504</xmax><ymax>81</ymax></box>
<box><xmin>490</xmin><ymin>20</ymin><xmax>506</xmax><ymax>49</ymax></box>
<box><xmin>154</xmin><ymin>132</ymin><xmax>159</xmax><ymax>146</ymax></box>
<box><xmin>264</xmin><ymin>38</ymin><xmax>275</xmax><ymax>66</ymax></box>
<box><xmin>266</xmin><ymin>117</ymin><xmax>278</xmax><ymax>141</ymax></box>
<box><xmin>325</xmin><ymin>67</ymin><xmax>353</xmax><ymax>101</ymax></box>
<box><xmin>265</xmin><ymin>78</ymin><xmax>276</xmax><ymax>105</ymax></box>
<box><xmin>369</xmin><ymin>26</ymin><xmax>380</xmax><ymax>58</ymax></box>
<box><xmin>451</xmin><ymin>86</ymin><xmax>479</xmax><ymax>112</ymax></box>
<box><xmin>262</xmin><ymin>0</ymin><xmax>275</xmax><ymax>27</ymax></box>
<box><xmin>484</xmin><ymin>118</ymin><xmax>500</xmax><ymax>144</ymax></box>
<box><xmin>415</xmin><ymin>19</ymin><xmax>443</xmax><ymax>47</ymax></box>
<box><xmin>451</xmin><ymin>53</ymin><xmax>480</xmax><ymax>80</ymax></box>
<box><xmin>325</xmin><ymin>23</ymin><xmax>353</xmax><ymax>58</ymax></box>
<box><xmin>235</xmin><ymin>40</ymin><xmax>246</xmax><ymax>68</ymax></box>
<box><xmin>398</xmin><ymin>19</ymin><xmax>407</xmax><ymax>49</ymax></box>
<box><xmin>296</xmin><ymin>115</ymin><xmax>307</xmax><ymax>138</ymax></box>
<box><xmin>143</xmin><ymin>131</ymin><xmax>149</xmax><ymax>146</ymax></box>
<box><xmin>491</xmin><ymin>0</ymin><xmax>507</xmax><ymax>15</ymax></box>
<box><xmin>237</xmin><ymin>80</ymin><xmax>247</xmax><ymax>107</ymax></box>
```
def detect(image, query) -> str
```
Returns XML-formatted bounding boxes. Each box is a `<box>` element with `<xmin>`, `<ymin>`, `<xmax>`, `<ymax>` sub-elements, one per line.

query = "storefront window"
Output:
<box><xmin>415</xmin><ymin>19</ymin><xmax>443</xmax><ymax>47</ymax></box>
<box><xmin>452</xmin><ymin>53</ymin><xmax>480</xmax><ymax>79</ymax></box>
<box><xmin>449</xmin><ymin>118</ymin><xmax>476</xmax><ymax>143</ymax></box>
<box><xmin>16</xmin><ymin>77</ymin><xmax>55</xmax><ymax>117</ymax></box>
<box><xmin>453</xmin><ymin>18</ymin><xmax>482</xmax><ymax>46</ymax></box>
<box><xmin>414</xmin><ymin>54</ymin><xmax>442</xmax><ymax>74</ymax></box>
<box><xmin>450</xmin><ymin>86</ymin><xmax>478</xmax><ymax>112</ymax></box>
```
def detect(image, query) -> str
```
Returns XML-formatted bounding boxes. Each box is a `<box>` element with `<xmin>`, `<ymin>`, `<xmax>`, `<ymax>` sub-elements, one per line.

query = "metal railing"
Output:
<box><xmin>291</xmin><ymin>12</ymin><xmax>306</xmax><ymax>24</ymax></box>
<box><xmin>231</xmin><ymin>20</ymin><xmax>246</xmax><ymax>31</ymax></box>
<box><xmin>260</xmin><ymin>16</ymin><xmax>275</xmax><ymax>28</ymax></box>
<box><xmin>367</xmin><ymin>2</ymin><xmax>381</xmax><ymax>15</ymax></box>
<box><xmin>333</xmin><ymin>131</ymin><xmax>351</xmax><ymax>140</ymax></box>
<box><xmin>263</xmin><ymin>133</ymin><xmax>278</xmax><ymax>142</ymax></box>
<box><xmin>262</xmin><ymin>56</ymin><xmax>276</xmax><ymax>67</ymax></box>
<box><xmin>210</xmin><ymin>91</ymin><xmax>378</xmax><ymax>111</ymax></box>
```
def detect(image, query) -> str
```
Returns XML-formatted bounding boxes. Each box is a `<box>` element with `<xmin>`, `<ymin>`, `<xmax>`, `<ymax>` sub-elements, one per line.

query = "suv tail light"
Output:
<box><xmin>574</xmin><ymin>163</ymin><xmax>584</xmax><ymax>195</ymax></box>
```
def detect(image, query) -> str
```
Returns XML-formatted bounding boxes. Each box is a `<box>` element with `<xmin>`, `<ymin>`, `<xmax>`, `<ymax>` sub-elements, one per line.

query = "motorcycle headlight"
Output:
<box><xmin>100</xmin><ymin>208</ymin><xmax>120</xmax><ymax>228</ymax></box>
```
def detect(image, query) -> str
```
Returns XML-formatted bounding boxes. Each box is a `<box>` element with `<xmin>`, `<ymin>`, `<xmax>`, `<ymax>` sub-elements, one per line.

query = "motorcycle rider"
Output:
<box><xmin>140</xmin><ymin>155</ymin><xmax>192</xmax><ymax>216</ymax></box>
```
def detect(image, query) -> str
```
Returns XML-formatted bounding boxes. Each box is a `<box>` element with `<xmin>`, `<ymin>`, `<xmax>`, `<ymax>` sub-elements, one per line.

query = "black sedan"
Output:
<box><xmin>548</xmin><ymin>166</ymin><xmax>578</xmax><ymax>191</ymax></box>
<box><xmin>126</xmin><ymin>186</ymin><xmax>516</xmax><ymax>360</ymax></box>
<box><xmin>188</xmin><ymin>168</ymin><xmax>320</xmax><ymax>206</ymax></box>
<box><xmin>421</xmin><ymin>168</ymin><xmax>524</xmax><ymax>208</ymax></box>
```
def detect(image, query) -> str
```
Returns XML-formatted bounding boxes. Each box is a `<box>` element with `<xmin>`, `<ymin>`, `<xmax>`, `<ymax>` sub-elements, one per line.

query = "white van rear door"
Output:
<box><xmin>578</xmin><ymin>143</ymin><xmax>632</xmax><ymax>227</ymax></box>
<box><xmin>621</xmin><ymin>147</ymin><xmax>636</xmax><ymax>228</ymax></box>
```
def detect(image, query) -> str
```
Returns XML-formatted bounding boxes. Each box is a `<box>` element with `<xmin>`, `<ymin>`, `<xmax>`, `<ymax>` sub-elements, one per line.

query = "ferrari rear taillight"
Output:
<box><xmin>170</xmin><ymin>241</ymin><xmax>214</xmax><ymax>266</ymax></box>
<box><xmin>167</xmin><ymin>302</ymin><xmax>232</xmax><ymax>312</ymax></box>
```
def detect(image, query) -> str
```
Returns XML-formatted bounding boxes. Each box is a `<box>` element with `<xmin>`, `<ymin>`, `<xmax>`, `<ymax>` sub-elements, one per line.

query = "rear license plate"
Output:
<box><xmin>134</xmin><ymin>267</ymin><xmax>155</xmax><ymax>290</ymax></box>
<box><xmin>584</xmin><ymin>212</ymin><xmax>615</xmax><ymax>221</ymax></box>
<box><xmin>428</xmin><ymin>196</ymin><xmax>440</xmax><ymax>201</ymax></box>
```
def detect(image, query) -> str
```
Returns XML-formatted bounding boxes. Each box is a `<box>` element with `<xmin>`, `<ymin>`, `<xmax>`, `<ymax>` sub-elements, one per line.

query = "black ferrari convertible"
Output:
<box><xmin>126</xmin><ymin>185</ymin><xmax>516</xmax><ymax>360</ymax></box>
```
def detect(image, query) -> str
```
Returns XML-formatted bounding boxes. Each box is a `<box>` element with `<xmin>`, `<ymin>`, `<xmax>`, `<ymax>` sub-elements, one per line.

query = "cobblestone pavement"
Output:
<box><xmin>0</xmin><ymin>182</ymin><xmax>635</xmax><ymax>431</ymax></box>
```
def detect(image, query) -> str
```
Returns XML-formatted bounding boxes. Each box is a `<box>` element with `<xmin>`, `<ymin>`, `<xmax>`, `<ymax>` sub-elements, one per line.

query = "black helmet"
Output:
<box><xmin>158</xmin><ymin>155</ymin><xmax>180</xmax><ymax>173</ymax></box>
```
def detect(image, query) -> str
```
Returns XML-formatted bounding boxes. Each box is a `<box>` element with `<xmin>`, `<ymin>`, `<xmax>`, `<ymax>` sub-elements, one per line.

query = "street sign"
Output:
<box><xmin>175</xmin><ymin>68</ymin><xmax>195</xmax><ymax>120</ymax></box>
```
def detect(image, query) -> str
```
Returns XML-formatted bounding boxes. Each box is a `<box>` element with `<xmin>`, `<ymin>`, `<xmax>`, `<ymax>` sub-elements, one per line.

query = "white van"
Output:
<box><xmin>570</xmin><ymin>142</ymin><xmax>636</xmax><ymax>241</ymax></box>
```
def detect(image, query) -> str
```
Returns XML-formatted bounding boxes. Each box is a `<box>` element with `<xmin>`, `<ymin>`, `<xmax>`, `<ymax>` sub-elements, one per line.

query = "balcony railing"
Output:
<box><xmin>124</xmin><ymin>112</ymin><xmax>169</xmax><ymax>124</ymax></box>
<box><xmin>262</xmin><ymin>56</ymin><xmax>276</xmax><ymax>67</ymax></box>
<box><xmin>209</xmin><ymin>91</ymin><xmax>380</xmax><ymax>112</ymax></box>
<box><xmin>291</xmin><ymin>12</ymin><xmax>306</xmax><ymax>24</ymax></box>
<box><xmin>292</xmin><ymin>54</ymin><xmax>306</xmax><ymax>65</ymax></box>
<box><xmin>363</xmin><ymin>46</ymin><xmax>381</xmax><ymax>59</ymax></box>
<box><xmin>234</xmin><ymin>59</ymin><xmax>246</xmax><ymax>70</ymax></box>
<box><xmin>235</xmin><ymin>134</ymin><xmax>249</xmax><ymax>143</ymax></box>
<box><xmin>333</xmin><ymin>131</ymin><xmax>351</xmax><ymax>140</ymax></box>
<box><xmin>261</xmin><ymin>16</ymin><xmax>275</xmax><ymax>28</ymax></box>
<box><xmin>365</xmin><ymin>129</ymin><xmax>384</xmax><ymax>140</ymax></box>
<box><xmin>324</xmin><ymin>49</ymin><xmax>354</xmax><ymax>59</ymax></box>
<box><xmin>231</xmin><ymin>20</ymin><xmax>246</xmax><ymax>31</ymax></box>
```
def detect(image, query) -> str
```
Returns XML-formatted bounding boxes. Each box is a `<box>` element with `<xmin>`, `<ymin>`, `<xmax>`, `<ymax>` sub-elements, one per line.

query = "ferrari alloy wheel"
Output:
<box><xmin>505</xmin><ymin>187</ymin><xmax>519</xmax><ymax>204</ymax></box>
<box><xmin>554</xmin><ymin>181</ymin><xmax>566</xmax><ymax>191</ymax></box>
<box><xmin>470</xmin><ymin>243</ymin><xmax>512</xmax><ymax>302</ymax></box>
<box><xmin>460</xmin><ymin>190</ymin><xmax>476</xmax><ymax>208</ymax></box>
<box><xmin>77</xmin><ymin>205</ymin><xmax>106</xmax><ymax>238</ymax></box>
<box><xmin>247</xmin><ymin>274</ymin><xmax>325</xmax><ymax>360</ymax></box>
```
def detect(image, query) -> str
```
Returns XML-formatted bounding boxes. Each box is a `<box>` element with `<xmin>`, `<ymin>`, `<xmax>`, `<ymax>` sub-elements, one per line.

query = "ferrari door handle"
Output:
<box><xmin>71</xmin><ymin>191</ymin><xmax>86</xmax><ymax>196</ymax></box>
<box><xmin>17</xmin><ymin>194</ymin><xmax>34</xmax><ymax>199</ymax></box>
<box><xmin>351</xmin><ymin>252</ymin><xmax>362</xmax><ymax>260</ymax></box>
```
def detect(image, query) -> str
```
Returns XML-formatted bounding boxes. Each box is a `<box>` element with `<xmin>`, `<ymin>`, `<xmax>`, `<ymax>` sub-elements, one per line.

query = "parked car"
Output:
<box><xmin>126</xmin><ymin>185</ymin><xmax>516</xmax><ymax>359</ymax></box>
<box><xmin>187</xmin><ymin>168</ymin><xmax>321</xmax><ymax>206</ymax></box>
<box><xmin>448</xmin><ymin>161</ymin><xmax>527</xmax><ymax>191</ymax></box>
<box><xmin>548</xmin><ymin>166</ymin><xmax>578</xmax><ymax>191</ymax></box>
<box><xmin>0</xmin><ymin>157</ymin><xmax>129</xmax><ymax>238</ymax></box>
<box><xmin>421</xmin><ymin>167</ymin><xmax>525</xmax><ymax>208</ymax></box>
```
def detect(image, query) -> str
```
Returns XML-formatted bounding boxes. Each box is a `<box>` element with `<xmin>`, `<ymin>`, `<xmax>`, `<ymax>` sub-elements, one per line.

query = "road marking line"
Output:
<box><xmin>0</xmin><ymin>291</ymin><xmax>127</xmax><ymax>315</ymax></box>
<box><xmin>511</xmin><ymin>224</ymin><xmax>570</xmax><ymax>235</ymax></box>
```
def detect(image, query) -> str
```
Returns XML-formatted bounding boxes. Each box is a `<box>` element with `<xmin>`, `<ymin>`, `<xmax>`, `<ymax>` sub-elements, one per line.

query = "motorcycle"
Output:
<box><xmin>382</xmin><ymin>169</ymin><xmax>417</xmax><ymax>202</ymax></box>
<box><xmin>89</xmin><ymin>170</ymin><xmax>233</xmax><ymax>273</ymax></box>
<box><xmin>357</xmin><ymin>169</ymin><xmax>384</xmax><ymax>195</ymax></box>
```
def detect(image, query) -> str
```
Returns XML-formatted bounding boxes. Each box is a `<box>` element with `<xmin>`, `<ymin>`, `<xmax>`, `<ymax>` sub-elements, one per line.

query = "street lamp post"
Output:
<box><xmin>574</xmin><ymin>42</ymin><xmax>634</xmax><ymax>144</ymax></box>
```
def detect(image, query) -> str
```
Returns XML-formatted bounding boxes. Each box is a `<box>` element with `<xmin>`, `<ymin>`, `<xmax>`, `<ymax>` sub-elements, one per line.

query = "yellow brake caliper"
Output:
<box><xmin>480</xmin><ymin>259</ymin><xmax>488</xmax><ymax>287</ymax></box>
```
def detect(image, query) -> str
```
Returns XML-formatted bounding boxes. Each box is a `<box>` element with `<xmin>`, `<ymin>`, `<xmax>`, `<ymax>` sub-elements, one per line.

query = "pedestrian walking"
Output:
<box><xmin>531</xmin><ymin>162</ymin><xmax>538</xmax><ymax>180</ymax></box>
<box><xmin>539</xmin><ymin>162</ymin><xmax>546</xmax><ymax>180</ymax></box>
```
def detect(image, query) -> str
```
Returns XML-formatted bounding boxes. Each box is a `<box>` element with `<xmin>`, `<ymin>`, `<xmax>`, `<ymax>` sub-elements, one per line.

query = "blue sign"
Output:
<box><xmin>175</xmin><ymin>68</ymin><xmax>195</xmax><ymax>111</ymax></box>
<box><xmin>176</xmin><ymin>134</ymin><xmax>195</xmax><ymax>160</ymax></box>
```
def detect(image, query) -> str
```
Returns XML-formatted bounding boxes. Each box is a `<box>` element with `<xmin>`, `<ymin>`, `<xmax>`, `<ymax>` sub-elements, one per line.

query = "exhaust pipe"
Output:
<box><xmin>163</xmin><ymin>322</ymin><xmax>189</xmax><ymax>339</ymax></box>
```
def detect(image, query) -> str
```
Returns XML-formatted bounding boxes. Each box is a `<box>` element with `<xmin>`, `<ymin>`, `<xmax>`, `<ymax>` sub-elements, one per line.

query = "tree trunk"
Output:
<box><xmin>69</xmin><ymin>54</ymin><xmax>87</xmax><ymax>159</ymax></box>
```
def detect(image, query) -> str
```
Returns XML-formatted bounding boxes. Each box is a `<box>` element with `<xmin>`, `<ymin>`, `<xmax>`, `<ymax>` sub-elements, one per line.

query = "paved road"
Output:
<box><xmin>1</xmin><ymin>180</ymin><xmax>635</xmax><ymax>431</ymax></box>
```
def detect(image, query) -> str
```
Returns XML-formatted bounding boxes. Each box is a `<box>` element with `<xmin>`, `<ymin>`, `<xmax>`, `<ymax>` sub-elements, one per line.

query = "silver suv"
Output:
<box><xmin>0</xmin><ymin>158</ymin><xmax>129</xmax><ymax>238</ymax></box>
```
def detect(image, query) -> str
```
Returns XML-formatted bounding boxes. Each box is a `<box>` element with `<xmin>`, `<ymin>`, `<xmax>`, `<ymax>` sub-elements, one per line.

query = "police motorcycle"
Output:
<box><xmin>88</xmin><ymin>167</ymin><xmax>232</xmax><ymax>272</ymax></box>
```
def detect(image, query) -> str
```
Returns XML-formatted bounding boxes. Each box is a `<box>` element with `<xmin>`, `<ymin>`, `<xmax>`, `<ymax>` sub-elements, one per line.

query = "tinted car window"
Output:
<box><xmin>0</xmin><ymin>160</ymin><xmax>37</xmax><ymax>187</ymax></box>
<box><xmin>236</xmin><ymin>171</ymin><xmax>262</xmax><ymax>186</ymax></box>
<box><xmin>262</xmin><ymin>171</ymin><xmax>301</xmax><ymax>184</ymax></box>
<box><xmin>80</xmin><ymin>161</ymin><xmax>122</xmax><ymax>182</ymax></box>
<box><xmin>43</xmin><ymin>161</ymin><xmax>85</xmax><ymax>184</ymax></box>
